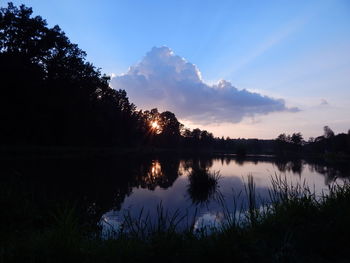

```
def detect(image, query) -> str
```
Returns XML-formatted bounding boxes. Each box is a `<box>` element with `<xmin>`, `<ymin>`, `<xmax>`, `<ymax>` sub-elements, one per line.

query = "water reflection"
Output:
<box><xmin>308</xmin><ymin>162</ymin><xmax>350</xmax><ymax>185</ymax></box>
<box><xmin>101</xmin><ymin>156</ymin><xmax>349</xmax><ymax>233</ymax></box>
<box><xmin>3</xmin><ymin>155</ymin><xmax>348</xmax><ymax>234</ymax></box>
<box><xmin>137</xmin><ymin>160</ymin><xmax>163</xmax><ymax>190</ymax></box>
<box><xmin>136</xmin><ymin>159</ymin><xmax>181</xmax><ymax>190</ymax></box>
<box><xmin>187</xmin><ymin>168</ymin><xmax>221</xmax><ymax>205</ymax></box>
<box><xmin>194</xmin><ymin>212</ymin><xmax>223</xmax><ymax>231</ymax></box>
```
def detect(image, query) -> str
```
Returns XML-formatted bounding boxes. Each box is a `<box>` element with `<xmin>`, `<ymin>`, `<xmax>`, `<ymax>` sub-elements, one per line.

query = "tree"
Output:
<box><xmin>191</xmin><ymin>129</ymin><xmax>202</xmax><ymax>141</ymax></box>
<box><xmin>291</xmin><ymin>132</ymin><xmax>303</xmax><ymax>145</ymax></box>
<box><xmin>181</xmin><ymin>128</ymin><xmax>192</xmax><ymax>138</ymax></box>
<box><xmin>159</xmin><ymin>111</ymin><xmax>181</xmax><ymax>137</ymax></box>
<box><xmin>324</xmin><ymin>126</ymin><xmax>335</xmax><ymax>139</ymax></box>
<box><xmin>200</xmin><ymin>130</ymin><xmax>214</xmax><ymax>147</ymax></box>
<box><xmin>277</xmin><ymin>133</ymin><xmax>291</xmax><ymax>143</ymax></box>
<box><xmin>0</xmin><ymin>3</ymin><xmax>138</xmax><ymax>146</ymax></box>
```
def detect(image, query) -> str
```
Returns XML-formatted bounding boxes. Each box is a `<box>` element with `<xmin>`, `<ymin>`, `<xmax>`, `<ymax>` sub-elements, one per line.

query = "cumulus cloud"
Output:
<box><xmin>111</xmin><ymin>46</ymin><xmax>298</xmax><ymax>123</ymax></box>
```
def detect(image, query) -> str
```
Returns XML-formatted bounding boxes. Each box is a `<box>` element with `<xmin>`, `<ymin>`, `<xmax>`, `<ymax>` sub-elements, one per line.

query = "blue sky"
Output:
<box><xmin>3</xmin><ymin>0</ymin><xmax>350</xmax><ymax>139</ymax></box>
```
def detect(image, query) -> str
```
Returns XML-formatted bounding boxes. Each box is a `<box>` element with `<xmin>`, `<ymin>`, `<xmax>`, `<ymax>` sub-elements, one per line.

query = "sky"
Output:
<box><xmin>2</xmin><ymin>0</ymin><xmax>350</xmax><ymax>139</ymax></box>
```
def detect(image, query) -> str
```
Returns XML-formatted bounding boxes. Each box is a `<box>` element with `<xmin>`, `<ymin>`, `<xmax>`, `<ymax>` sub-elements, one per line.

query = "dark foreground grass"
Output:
<box><xmin>1</xmin><ymin>174</ymin><xmax>350</xmax><ymax>263</ymax></box>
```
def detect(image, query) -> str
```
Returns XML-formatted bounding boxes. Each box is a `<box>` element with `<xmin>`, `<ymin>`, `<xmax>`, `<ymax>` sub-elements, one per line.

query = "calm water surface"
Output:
<box><xmin>101</xmin><ymin>156</ymin><xmax>349</xmax><ymax>231</ymax></box>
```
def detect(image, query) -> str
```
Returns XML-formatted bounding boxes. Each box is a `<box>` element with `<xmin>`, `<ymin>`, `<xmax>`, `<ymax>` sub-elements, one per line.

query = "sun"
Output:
<box><xmin>151</xmin><ymin>121</ymin><xmax>159</xmax><ymax>129</ymax></box>
<box><xmin>150</xmin><ymin>121</ymin><xmax>162</xmax><ymax>134</ymax></box>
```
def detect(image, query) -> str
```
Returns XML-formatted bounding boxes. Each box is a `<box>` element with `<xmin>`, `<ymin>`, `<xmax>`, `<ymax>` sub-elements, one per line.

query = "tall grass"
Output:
<box><xmin>2</xmin><ymin>173</ymin><xmax>350</xmax><ymax>262</ymax></box>
<box><xmin>114</xmin><ymin>203</ymin><xmax>190</xmax><ymax>240</ymax></box>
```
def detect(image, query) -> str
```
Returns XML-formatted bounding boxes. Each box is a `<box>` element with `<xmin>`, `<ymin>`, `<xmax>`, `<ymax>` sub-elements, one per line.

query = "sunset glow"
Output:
<box><xmin>151</xmin><ymin>121</ymin><xmax>159</xmax><ymax>129</ymax></box>
<box><xmin>2</xmin><ymin>2</ymin><xmax>349</xmax><ymax>261</ymax></box>
<box><xmin>6</xmin><ymin>0</ymin><xmax>349</xmax><ymax>138</ymax></box>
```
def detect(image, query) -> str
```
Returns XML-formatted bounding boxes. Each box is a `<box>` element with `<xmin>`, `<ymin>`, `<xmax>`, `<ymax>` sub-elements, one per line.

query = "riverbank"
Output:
<box><xmin>1</xmin><ymin>173</ymin><xmax>349</xmax><ymax>263</ymax></box>
<box><xmin>1</xmin><ymin>145</ymin><xmax>349</xmax><ymax>162</ymax></box>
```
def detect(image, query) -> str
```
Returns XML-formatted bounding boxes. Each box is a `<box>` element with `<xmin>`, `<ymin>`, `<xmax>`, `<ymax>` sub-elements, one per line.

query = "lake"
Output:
<box><xmin>99</xmin><ymin>155</ymin><xmax>350</xmax><ymax>233</ymax></box>
<box><xmin>2</xmin><ymin>154</ymin><xmax>348</xmax><ymax>233</ymax></box>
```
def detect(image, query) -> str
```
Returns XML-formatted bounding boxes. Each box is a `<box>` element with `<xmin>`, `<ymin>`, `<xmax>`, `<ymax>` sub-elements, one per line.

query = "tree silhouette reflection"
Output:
<box><xmin>273</xmin><ymin>159</ymin><xmax>303</xmax><ymax>175</ymax></box>
<box><xmin>187</xmin><ymin>168</ymin><xmax>221</xmax><ymax>205</ymax></box>
<box><xmin>4</xmin><ymin>155</ymin><xmax>349</xmax><ymax>233</ymax></box>
<box><xmin>136</xmin><ymin>158</ymin><xmax>181</xmax><ymax>190</ymax></box>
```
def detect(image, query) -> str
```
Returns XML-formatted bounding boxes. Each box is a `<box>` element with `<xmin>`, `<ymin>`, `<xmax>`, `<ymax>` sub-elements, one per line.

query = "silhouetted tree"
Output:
<box><xmin>277</xmin><ymin>133</ymin><xmax>288</xmax><ymax>142</ymax></box>
<box><xmin>191</xmin><ymin>129</ymin><xmax>201</xmax><ymax>141</ymax></box>
<box><xmin>324</xmin><ymin>126</ymin><xmax>335</xmax><ymax>139</ymax></box>
<box><xmin>308</xmin><ymin>137</ymin><xmax>315</xmax><ymax>143</ymax></box>
<box><xmin>159</xmin><ymin>111</ymin><xmax>182</xmax><ymax>146</ymax></box>
<box><xmin>200</xmin><ymin>130</ymin><xmax>214</xmax><ymax>147</ymax></box>
<box><xmin>0</xmin><ymin>3</ymin><xmax>139</xmax><ymax>146</ymax></box>
<box><xmin>291</xmin><ymin>133</ymin><xmax>303</xmax><ymax>146</ymax></box>
<box><xmin>2</xmin><ymin>3</ymin><xmax>349</xmax><ymax>156</ymax></box>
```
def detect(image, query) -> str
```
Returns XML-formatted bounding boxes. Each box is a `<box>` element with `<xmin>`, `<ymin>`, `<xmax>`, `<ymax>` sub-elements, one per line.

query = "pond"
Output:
<box><xmin>3</xmin><ymin>154</ymin><xmax>348</xmax><ymax>233</ymax></box>
<box><xmin>99</xmin><ymin>155</ymin><xmax>350</xmax><ymax>233</ymax></box>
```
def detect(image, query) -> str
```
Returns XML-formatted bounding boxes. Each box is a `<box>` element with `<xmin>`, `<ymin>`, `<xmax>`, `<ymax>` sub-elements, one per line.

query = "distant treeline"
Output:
<box><xmin>1</xmin><ymin>3</ymin><xmax>349</xmax><ymax>157</ymax></box>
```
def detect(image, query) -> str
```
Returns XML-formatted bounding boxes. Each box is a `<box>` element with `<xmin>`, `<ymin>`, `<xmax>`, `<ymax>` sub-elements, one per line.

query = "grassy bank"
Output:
<box><xmin>1</xmin><ymin>174</ymin><xmax>350</xmax><ymax>263</ymax></box>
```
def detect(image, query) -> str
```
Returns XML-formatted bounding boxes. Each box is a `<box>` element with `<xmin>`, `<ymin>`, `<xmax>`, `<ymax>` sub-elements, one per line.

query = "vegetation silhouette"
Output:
<box><xmin>135</xmin><ymin>158</ymin><xmax>181</xmax><ymax>190</ymax></box>
<box><xmin>1</xmin><ymin>3</ymin><xmax>350</xmax><ymax>263</ymax></box>
<box><xmin>187</xmin><ymin>168</ymin><xmax>221</xmax><ymax>205</ymax></box>
<box><xmin>1</xmin><ymin>3</ymin><xmax>350</xmax><ymax>160</ymax></box>
<box><xmin>0</xmin><ymin>3</ymin><xmax>141</xmax><ymax>147</ymax></box>
<box><xmin>3</xmin><ymin>167</ymin><xmax>350</xmax><ymax>262</ymax></box>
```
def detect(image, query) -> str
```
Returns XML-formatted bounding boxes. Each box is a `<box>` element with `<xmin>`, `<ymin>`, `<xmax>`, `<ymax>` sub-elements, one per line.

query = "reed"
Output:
<box><xmin>2</xmin><ymin>173</ymin><xmax>350</xmax><ymax>262</ymax></box>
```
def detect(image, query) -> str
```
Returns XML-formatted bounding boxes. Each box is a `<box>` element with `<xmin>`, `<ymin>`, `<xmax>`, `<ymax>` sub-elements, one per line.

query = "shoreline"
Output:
<box><xmin>1</xmin><ymin>145</ymin><xmax>349</xmax><ymax>163</ymax></box>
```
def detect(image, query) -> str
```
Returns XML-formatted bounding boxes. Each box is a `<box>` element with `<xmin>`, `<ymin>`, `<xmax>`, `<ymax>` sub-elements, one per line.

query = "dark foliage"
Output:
<box><xmin>0</xmin><ymin>3</ymin><xmax>139</xmax><ymax>146</ymax></box>
<box><xmin>187</xmin><ymin>168</ymin><xmax>221</xmax><ymax>204</ymax></box>
<box><xmin>1</xmin><ymin>3</ymin><xmax>349</xmax><ymax>157</ymax></box>
<box><xmin>2</xmin><ymin>159</ymin><xmax>350</xmax><ymax>263</ymax></box>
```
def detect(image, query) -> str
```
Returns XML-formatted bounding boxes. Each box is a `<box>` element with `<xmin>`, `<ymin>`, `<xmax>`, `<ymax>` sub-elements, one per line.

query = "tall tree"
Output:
<box><xmin>291</xmin><ymin>132</ymin><xmax>303</xmax><ymax>145</ymax></box>
<box><xmin>0</xmin><ymin>3</ymin><xmax>137</xmax><ymax>146</ymax></box>
<box><xmin>324</xmin><ymin>126</ymin><xmax>335</xmax><ymax>139</ymax></box>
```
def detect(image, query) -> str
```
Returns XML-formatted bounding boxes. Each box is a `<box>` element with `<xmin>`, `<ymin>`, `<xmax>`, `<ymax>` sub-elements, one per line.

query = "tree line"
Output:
<box><xmin>0</xmin><ymin>3</ymin><xmax>216</xmax><ymax>149</ymax></box>
<box><xmin>1</xmin><ymin>3</ymin><xmax>349</xmax><ymax>157</ymax></box>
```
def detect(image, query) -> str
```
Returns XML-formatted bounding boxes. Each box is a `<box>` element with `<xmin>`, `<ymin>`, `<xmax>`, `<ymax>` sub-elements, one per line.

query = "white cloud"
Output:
<box><xmin>111</xmin><ymin>46</ymin><xmax>298</xmax><ymax>124</ymax></box>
